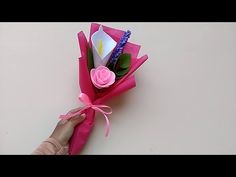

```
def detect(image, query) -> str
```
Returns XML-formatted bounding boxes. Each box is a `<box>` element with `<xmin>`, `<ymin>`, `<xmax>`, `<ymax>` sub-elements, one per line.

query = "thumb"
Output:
<box><xmin>70</xmin><ymin>113</ymin><xmax>86</xmax><ymax>127</ymax></box>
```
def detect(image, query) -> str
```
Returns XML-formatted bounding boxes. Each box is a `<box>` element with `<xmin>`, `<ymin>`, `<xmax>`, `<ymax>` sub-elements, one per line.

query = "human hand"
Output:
<box><xmin>50</xmin><ymin>108</ymin><xmax>86</xmax><ymax>146</ymax></box>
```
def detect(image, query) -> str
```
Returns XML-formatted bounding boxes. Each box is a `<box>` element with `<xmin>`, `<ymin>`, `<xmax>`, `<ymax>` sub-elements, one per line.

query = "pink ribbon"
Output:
<box><xmin>59</xmin><ymin>93</ymin><xmax>112</xmax><ymax>137</ymax></box>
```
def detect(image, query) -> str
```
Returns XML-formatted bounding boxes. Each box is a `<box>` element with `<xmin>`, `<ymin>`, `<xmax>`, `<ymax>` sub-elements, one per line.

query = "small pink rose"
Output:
<box><xmin>90</xmin><ymin>66</ymin><xmax>116</xmax><ymax>89</ymax></box>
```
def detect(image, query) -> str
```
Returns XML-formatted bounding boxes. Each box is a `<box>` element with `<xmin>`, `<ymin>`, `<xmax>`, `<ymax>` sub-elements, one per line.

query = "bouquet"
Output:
<box><xmin>60</xmin><ymin>23</ymin><xmax>148</xmax><ymax>155</ymax></box>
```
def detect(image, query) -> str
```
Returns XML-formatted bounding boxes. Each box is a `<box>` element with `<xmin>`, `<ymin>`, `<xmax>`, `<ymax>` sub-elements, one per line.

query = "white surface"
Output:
<box><xmin>0</xmin><ymin>23</ymin><xmax>236</xmax><ymax>154</ymax></box>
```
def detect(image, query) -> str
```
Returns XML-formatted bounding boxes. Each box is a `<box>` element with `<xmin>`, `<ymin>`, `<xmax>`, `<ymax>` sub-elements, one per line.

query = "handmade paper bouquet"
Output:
<box><xmin>60</xmin><ymin>23</ymin><xmax>148</xmax><ymax>155</ymax></box>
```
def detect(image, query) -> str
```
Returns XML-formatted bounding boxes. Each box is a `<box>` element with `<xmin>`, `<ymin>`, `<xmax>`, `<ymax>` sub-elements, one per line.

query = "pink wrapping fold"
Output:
<box><xmin>68</xmin><ymin>23</ymin><xmax>148</xmax><ymax>155</ymax></box>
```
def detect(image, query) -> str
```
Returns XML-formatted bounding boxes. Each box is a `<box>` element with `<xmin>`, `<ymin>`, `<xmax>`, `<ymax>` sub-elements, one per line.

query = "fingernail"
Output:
<box><xmin>81</xmin><ymin>113</ymin><xmax>86</xmax><ymax>119</ymax></box>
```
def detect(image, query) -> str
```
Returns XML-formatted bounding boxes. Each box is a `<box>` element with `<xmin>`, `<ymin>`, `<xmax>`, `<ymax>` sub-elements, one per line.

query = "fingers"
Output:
<box><xmin>70</xmin><ymin>113</ymin><xmax>86</xmax><ymax>127</ymax></box>
<box><xmin>68</xmin><ymin>107</ymin><xmax>82</xmax><ymax>114</ymax></box>
<box><xmin>59</xmin><ymin>107</ymin><xmax>86</xmax><ymax>127</ymax></box>
<box><xmin>57</xmin><ymin>119</ymin><xmax>69</xmax><ymax>125</ymax></box>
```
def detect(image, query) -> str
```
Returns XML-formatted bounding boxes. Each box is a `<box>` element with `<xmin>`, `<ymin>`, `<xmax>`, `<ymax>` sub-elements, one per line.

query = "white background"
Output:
<box><xmin>0</xmin><ymin>23</ymin><xmax>236</xmax><ymax>154</ymax></box>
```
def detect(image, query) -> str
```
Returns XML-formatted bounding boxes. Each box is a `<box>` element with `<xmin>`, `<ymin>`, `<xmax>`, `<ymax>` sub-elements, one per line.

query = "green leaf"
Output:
<box><xmin>115</xmin><ymin>53</ymin><xmax>131</xmax><ymax>69</ymax></box>
<box><xmin>115</xmin><ymin>68</ymin><xmax>129</xmax><ymax>76</ymax></box>
<box><xmin>113</xmin><ymin>53</ymin><xmax>131</xmax><ymax>78</ymax></box>
<box><xmin>87</xmin><ymin>45</ymin><xmax>94</xmax><ymax>70</ymax></box>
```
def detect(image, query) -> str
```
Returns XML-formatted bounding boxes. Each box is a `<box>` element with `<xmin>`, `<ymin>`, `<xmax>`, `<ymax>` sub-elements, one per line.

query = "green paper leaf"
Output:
<box><xmin>116</xmin><ymin>68</ymin><xmax>129</xmax><ymax>76</ymax></box>
<box><xmin>113</xmin><ymin>53</ymin><xmax>131</xmax><ymax>78</ymax></box>
<box><xmin>87</xmin><ymin>45</ymin><xmax>94</xmax><ymax>70</ymax></box>
<box><xmin>115</xmin><ymin>53</ymin><xmax>131</xmax><ymax>69</ymax></box>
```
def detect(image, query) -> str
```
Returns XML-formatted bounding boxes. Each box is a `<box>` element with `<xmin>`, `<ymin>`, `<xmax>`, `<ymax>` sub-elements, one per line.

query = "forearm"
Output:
<box><xmin>32</xmin><ymin>137</ymin><xmax>69</xmax><ymax>155</ymax></box>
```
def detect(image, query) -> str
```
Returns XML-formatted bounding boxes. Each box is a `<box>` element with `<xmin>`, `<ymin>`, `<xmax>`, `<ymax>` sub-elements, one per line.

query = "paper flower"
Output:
<box><xmin>90</xmin><ymin>66</ymin><xmax>115</xmax><ymax>89</ymax></box>
<box><xmin>91</xmin><ymin>25</ymin><xmax>117</xmax><ymax>68</ymax></box>
<box><xmin>107</xmin><ymin>30</ymin><xmax>131</xmax><ymax>69</ymax></box>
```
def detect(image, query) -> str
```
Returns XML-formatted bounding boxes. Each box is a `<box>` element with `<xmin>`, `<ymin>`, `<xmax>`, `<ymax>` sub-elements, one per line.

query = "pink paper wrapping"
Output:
<box><xmin>68</xmin><ymin>23</ymin><xmax>148</xmax><ymax>155</ymax></box>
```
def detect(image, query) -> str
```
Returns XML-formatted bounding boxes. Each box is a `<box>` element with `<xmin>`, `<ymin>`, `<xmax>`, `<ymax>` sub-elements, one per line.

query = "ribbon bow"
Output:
<box><xmin>59</xmin><ymin>93</ymin><xmax>112</xmax><ymax>136</ymax></box>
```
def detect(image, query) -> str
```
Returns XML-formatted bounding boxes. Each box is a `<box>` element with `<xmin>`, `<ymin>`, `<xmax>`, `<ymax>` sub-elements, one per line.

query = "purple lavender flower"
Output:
<box><xmin>107</xmin><ymin>30</ymin><xmax>131</xmax><ymax>69</ymax></box>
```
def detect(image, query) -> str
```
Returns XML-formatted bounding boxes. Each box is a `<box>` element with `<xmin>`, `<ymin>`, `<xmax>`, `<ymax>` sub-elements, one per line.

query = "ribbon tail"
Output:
<box><xmin>103</xmin><ymin>114</ymin><xmax>110</xmax><ymax>137</ymax></box>
<box><xmin>92</xmin><ymin>106</ymin><xmax>111</xmax><ymax>137</ymax></box>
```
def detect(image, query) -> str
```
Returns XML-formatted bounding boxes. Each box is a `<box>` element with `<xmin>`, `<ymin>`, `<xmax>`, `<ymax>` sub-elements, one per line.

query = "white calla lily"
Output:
<box><xmin>91</xmin><ymin>25</ymin><xmax>117</xmax><ymax>68</ymax></box>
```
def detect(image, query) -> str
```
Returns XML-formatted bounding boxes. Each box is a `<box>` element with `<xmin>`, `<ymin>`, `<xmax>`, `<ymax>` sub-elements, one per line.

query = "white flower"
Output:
<box><xmin>91</xmin><ymin>25</ymin><xmax>117</xmax><ymax>68</ymax></box>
